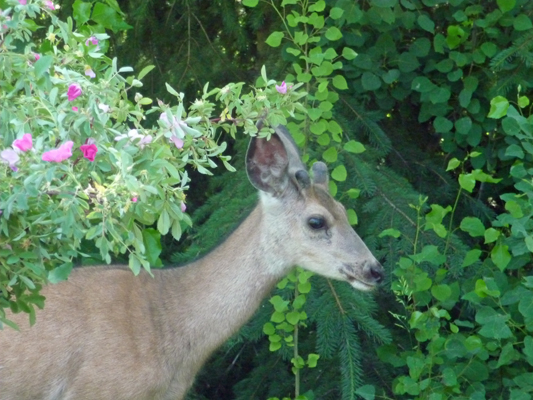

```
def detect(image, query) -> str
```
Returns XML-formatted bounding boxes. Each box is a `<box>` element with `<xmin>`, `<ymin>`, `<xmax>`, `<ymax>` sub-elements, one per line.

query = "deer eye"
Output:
<box><xmin>308</xmin><ymin>216</ymin><xmax>326</xmax><ymax>230</ymax></box>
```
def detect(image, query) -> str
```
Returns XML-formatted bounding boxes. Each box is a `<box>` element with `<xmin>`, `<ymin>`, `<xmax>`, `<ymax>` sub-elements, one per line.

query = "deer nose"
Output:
<box><xmin>367</xmin><ymin>261</ymin><xmax>384</xmax><ymax>284</ymax></box>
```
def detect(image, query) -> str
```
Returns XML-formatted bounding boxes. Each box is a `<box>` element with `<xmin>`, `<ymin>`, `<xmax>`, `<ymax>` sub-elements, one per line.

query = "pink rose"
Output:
<box><xmin>80</xmin><ymin>143</ymin><xmax>98</xmax><ymax>162</ymax></box>
<box><xmin>13</xmin><ymin>133</ymin><xmax>32</xmax><ymax>152</ymax></box>
<box><xmin>42</xmin><ymin>141</ymin><xmax>73</xmax><ymax>162</ymax></box>
<box><xmin>67</xmin><ymin>83</ymin><xmax>82</xmax><ymax>101</ymax></box>
<box><xmin>275</xmin><ymin>81</ymin><xmax>287</xmax><ymax>94</ymax></box>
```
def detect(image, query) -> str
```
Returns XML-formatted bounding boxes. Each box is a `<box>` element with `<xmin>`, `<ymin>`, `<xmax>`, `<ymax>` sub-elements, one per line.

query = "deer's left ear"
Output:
<box><xmin>246</xmin><ymin>125</ymin><xmax>308</xmax><ymax>196</ymax></box>
<box><xmin>246</xmin><ymin>132</ymin><xmax>290</xmax><ymax>196</ymax></box>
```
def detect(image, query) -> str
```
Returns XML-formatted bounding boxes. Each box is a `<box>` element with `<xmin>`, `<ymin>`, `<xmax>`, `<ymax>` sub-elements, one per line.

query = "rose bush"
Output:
<box><xmin>0</xmin><ymin>0</ymin><xmax>306</xmax><ymax>328</ymax></box>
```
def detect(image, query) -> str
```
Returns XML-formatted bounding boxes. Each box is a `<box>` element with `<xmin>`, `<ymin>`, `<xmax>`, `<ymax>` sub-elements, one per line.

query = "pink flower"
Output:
<box><xmin>18</xmin><ymin>0</ymin><xmax>27</xmax><ymax>5</ymax></box>
<box><xmin>72</xmin><ymin>106</ymin><xmax>78</xmax><ymax>112</ymax></box>
<box><xmin>80</xmin><ymin>143</ymin><xmax>98</xmax><ymax>162</ymax></box>
<box><xmin>132</xmin><ymin>197</ymin><xmax>138</xmax><ymax>203</ymax></box>
<box><xmin>42</xmin><ymin>141</ymin><xmax>73</xmax><ymax>162</ymax></box>
<box><xmin>275</xmin><ymin>81</ymin><xmax>287</xmax><ymax>94</ymax></box>
<box><xmin>44</xmin><ymin>0</ymin><xmax>55</xmax><ymax>10</ymax></box>
<box><xmin>67</xmin><ymin>83</ymin><xmax>82</xmax><ymax>101</ymax></box>
<box><xmin>1</xmin><ymin>149</ymin><xmax>20</xmax><ymax>171</ymax></box>
<box><xmin>13</xmin><ymin>133</ymin><xmax>32</xmax><ymax>152</ymax></box>
<box><xmin>180</xmin><ymin>202</ymin><xmax>186</xmax><ymax>212</ymax></box>
<box><xmin>33</xmin><ymin>53</ymin><xmax>40</xmax><ymax>61</ymax></box>
<box><xmin>170</xmin><ymin>136</ymin><xmax>184</xmax><ymax>149</ymax></box>
<box><xmin>85</xmin><ymin>67</ymin><xmax>95</xmax><ymax>79</ymax></box>
<box><xmin>85</xmin><ymin>36</ymin><xmax>99</xmax><ymax>46</ymax></box>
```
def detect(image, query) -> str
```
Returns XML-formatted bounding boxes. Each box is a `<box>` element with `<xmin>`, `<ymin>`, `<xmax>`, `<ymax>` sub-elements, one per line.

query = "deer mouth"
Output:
<box><xmin>339</xmin><ymin>265</ymin><xmax>375</xmax><ymax>289</ymax></box>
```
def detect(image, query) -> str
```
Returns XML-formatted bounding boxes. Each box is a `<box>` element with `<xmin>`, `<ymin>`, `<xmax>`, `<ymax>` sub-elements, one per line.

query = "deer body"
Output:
<box><xmin>0</xmin><ymin>125</ymin><xmax>383</xmax><ymax>400</ymax></box>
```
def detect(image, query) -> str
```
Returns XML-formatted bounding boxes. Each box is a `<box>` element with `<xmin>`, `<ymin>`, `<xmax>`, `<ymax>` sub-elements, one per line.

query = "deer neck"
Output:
<box><xmin>160</xmin><ymin>201</ymin><xmax>291</xmax><ymax>361</ymax></box>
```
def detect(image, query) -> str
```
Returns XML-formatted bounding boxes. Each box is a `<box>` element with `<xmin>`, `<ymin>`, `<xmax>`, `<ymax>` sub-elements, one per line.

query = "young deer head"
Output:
<box><xmin>0</xmin><ymin>124</ymin><xmax>383</xmax><ymax>400</ymax></box>
<box><xmin>246</xmin><ymin>124</ymin><xmax>384</xmax><ymax>290</ymax></box>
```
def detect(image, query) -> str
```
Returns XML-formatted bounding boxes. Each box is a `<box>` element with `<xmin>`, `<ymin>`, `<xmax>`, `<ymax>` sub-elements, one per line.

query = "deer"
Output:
<box><xmin>0</xmin><ymin>124</ymin><xmax>384</xmax><ymax>400</ymax></box>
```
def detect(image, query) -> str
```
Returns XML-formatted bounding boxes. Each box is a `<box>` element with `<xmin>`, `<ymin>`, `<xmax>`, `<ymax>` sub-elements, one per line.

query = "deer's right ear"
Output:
<box><xmin>246</xmin><ymin>133</ymin><xmax>290</xmax><ymax>196</ymax></box>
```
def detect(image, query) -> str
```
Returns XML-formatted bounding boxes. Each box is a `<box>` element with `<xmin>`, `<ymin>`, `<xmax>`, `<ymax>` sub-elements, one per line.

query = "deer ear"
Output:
<box><xmin>312</xmin><ymin>162</ymin><xmax>329</xmax><ymax>190</ymax></box>
<box><xmin>246</xmin><ymin>125</ymin><xmax>307</xmax><ymax>196</ymax></box>
<box><xmin>246</xmin><ymin>132</ymin><xmax>290</xmax><ymax>195</ymax></box>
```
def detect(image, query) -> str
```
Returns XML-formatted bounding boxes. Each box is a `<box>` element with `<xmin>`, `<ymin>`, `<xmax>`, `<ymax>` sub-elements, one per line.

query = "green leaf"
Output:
<box><xmin>434</xmin><ymin>116</ymin><xmax>453</xmax><ymax>133</ymax></box>
<box><xmin>48</xmin><ymin>263</ymin><xmax>73</xmax><ymax>284</ymax></box>
<box><xmin>458</xmin><ymin>173</ymin><xmax>475</xmax><ymax>192</ymax></box>
<box><xmin>460</xmin><ymin>217</ymin><xmax>485</xmax><ymax>237</ymax></box>
<box><xmin>331</xmin><ymin>165</ymin><xmax>347</xmax><ymax>182</ymax></box>
<box><xmin>497</xmin><ymin>0</ymin><xmax>516</xmax><ymax>13</ymax></box>
<box><xmin>265</xmin><ymin>31</ymin><xmax>284</xmax><ymax>47</ymax></box>
<box><xmin>417</xmin><ymin>14</ymin><xmax>435</xmax><ymax>33</ymax></box>
<box><xmin>446</xmin><ymin>158</ymin><xmax>461</xmax><ymax>171</ymax></box>
<box><xmin>510</xmin><ymin>389</ymin><xmax>532</xmax><ymax>400</ymax></box>
<box><xmin>442</xmin><ymin>367</ymin><xmax>457</xmax><ymax>387</ymax></box>
<box><xmin>514</xmin><ymin>14</ymin><xmax>533</xmax><ymax>31</ymax></box>
<box><xmin>525</xmin><ymin>236</ymin><xmax>533</xmax><ymax>253</ymax></box>
<box><xmin>475</xmin><ymin>279</ymin><xmax>500</xmax><ymax>298</ymax></box>
<box><xmin>524</xmin><ymin>336</ymin><xmax>533</xmax><ymax>365</ymax></box>
<box><xmin>382</xmin><ymin>69</ymin><xmax>400</xmax><ymax>84</ymax></box>
<box><xmin>298</xmin><ymin>280</ymin><xmax>311</xmax><ymax>293</ymax></box>
<box><xmin>488</xmin><ymin>96</ymin><xmax>510</xmax><ymax>119</ymax></box>
<box><xmin>455</xmin><ymin>117</ymin><xmax>472</xmax><ymax>135</ymax></box>
<box><xmin>263</xmin><ymin>322</ymin><xmax>275</xmax><ymax>335</ymax></box>
<box><xmin>411</xmin><ymin>245</ymin><xmax>446</xmax><ymax>266</ymax></box>
<box><xmin>411</xmin><ymin>76</ymin><xmax>434</xmax><ymax>92</ymax></box>
<box><xmin>346</xmin><ymin>188</ymin><xmax>360</xmax><ymax>199</ymax></box>
<box><xmin>361</xmin><ymin>72</ymin><xmax>381</xmax><ymax>91</ymax></box>
<box><xmin>347</xmin><ymin>209</ymin><xmax>358</xmax><ymax>225</ymax></box>
<box><xmin>355</xmin><ymin>385</ymin><xmax>376</xmax><ymax>400</ymax></box>
<box><xmin>322</xmin><ymin>147</ymin><xmax>338</xmax><ymax>162</ymax></box>
<box><xmin>307</xmin><ymin>108</ymin><xmax>322</xmax><ymax>121</ymax></box>
<box><xmin>242</xmin><ymin>0</ymin><xmax>259</xmax><ymax>6</ymax></box>
<box><xmin>518</xmin><ymin>96</ymin><xmax>530</xmax><ymax>108</ymax></box>
<box><xmin>332</xmin><ymin>75</ymin><xmax>348</xmax><ymax>90</ymax></box>
<box><xmin>505</xmin><ymin>200</ymin><xmax>524</xmax><ymax>218</ymax></box>
<box><xmin>484</xmin><ymin>228</ymin><xmax>500</xmax><ymax>244</ymax></box>
<box><xmin>286</xmin><ymin>311</ymin><xmax>300</xmax><ymax>325</ymax></box>
<box><xmin>330</xmin><ymin>7</ymin><xmax>344</xmax><ymax>19</ymax></box>
<box><xmin>128</xmin><ymin>255</ymin><xmax>142</xmax><ymax>276</ymax></box>
<box><xmin>491</xmin><ymin>241</ymin><xmax>511</xmax><ymax>271</ymax></box>
<box><xmin>379</xmin><ymin>228</ymin><xmax>401</xmax><ymax>238</ymax></box>
<box><xmin>307</xmin><ymin>353</ymin><xmax>320</xmax><ymax>368</ymax></box>
<box><xmin>325</xmin><ymin>26</ymin><xmax>342</xmax><ymax>41</ymax></box>
<box><xmin>505</xmin><ymin>144</ymin><xmax>525</xmax><ymax>159</ymax></box>
<box><xmin>34</xmin><ymin>56</ymin><xmax>54</xmax><ymax>79</ymax></box>
<box><xmin>480</xmin><ymin>42</ymin><xmax>498</xmax><ymax>57</ymax></box>
<box><xmin>270</xmin><ymin>295</ymin><xmax>289</xmax><ymax>312</ymax></box>
<box><xmin>92</xmin><ymin>3</ymin><xmax>132</xmax><ymax>32</ymax></box>
<box><xmin>496</xmin><ymin>342</ymin><xmax>519</xmax><ymax>368</ymax></box>
<box><xmin>446</xmin><ymin>25</ymin><xmax>466</xmax><ymax>49</ymax></box>
<box><xmin>462</xmin><ymin>249</ymin><xmax>482</xmax><ymax>268</ymax></box>
<box><xmin>432</xmin><ymin>284</ymin><xmax>452</xmax><ymax>301</ymax></box>
<box><xmin>142</xmin><ymin>228</ymin><xmax>162</xmax><ymax>267</ymax></box>
<box><xmin>398</xmin><ymin>52</ymin><xmax>420</xmax><ymax>72</ymax></box>
<box><xmin>519</xmin><ymin>291</ymin><xmax>533</xmax><ymax>322</ymax></box>
<box><xmin>138</xmin><ymin>65</ymin><xmax>155</xmax><ymax>80</ymax></box>
<box><xmin>342</xmin><ymin>47</ymin><xmax>358</xmax><ymax>60</ymax></box>
<box><xmin>475</xmin><ymin>306</ymin><xmax>512</xmax><ymax>339</ymax></box>
<box><xmin>73</xmin><ymin>0</ymin><xmax>92</xmax><ymax>25</ymax></box>
<box><xmin>157</xmin><ymin>209</ymin><xmax>171</xmax><ymax>235</ymax></box>
<box><xmin>429</xmin><ymin>87</ymin><xmax>451</xmax><ymax>104</ymax></box>
<box><xmin>344</xmin><ymin>140</ymin><xmax>365</xmax><ymax>154</ymax></box>
<box><xmin>165</xmin><ymin>82</ymin><xmax>180</xmax><ymax>97</ymax></box>
<box><xmin>309</xmin><ymin>0</ymin><xmax>325</xmax><ymax>11</ymax></box>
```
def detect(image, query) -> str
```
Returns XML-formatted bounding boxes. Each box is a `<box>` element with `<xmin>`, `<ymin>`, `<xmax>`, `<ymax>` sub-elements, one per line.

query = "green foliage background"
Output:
<box><xmin>3</xmin><ymin>0</ymin><xmax>533</xmax><ymax>399</ymax></box>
